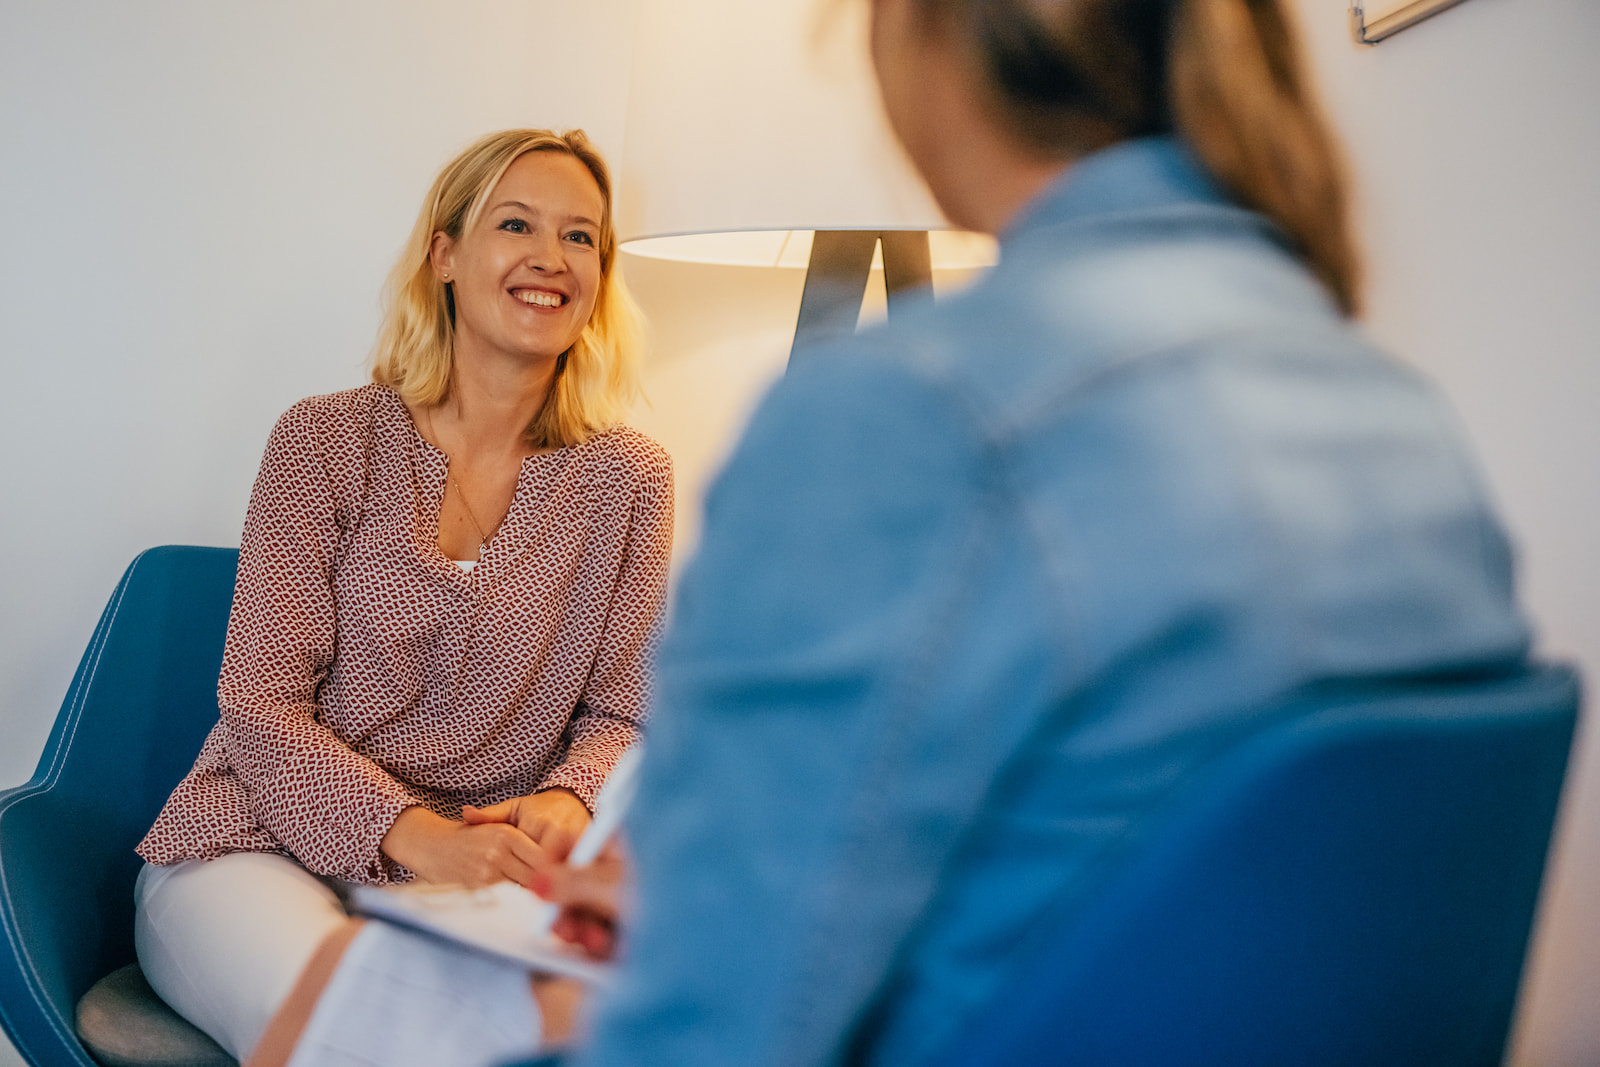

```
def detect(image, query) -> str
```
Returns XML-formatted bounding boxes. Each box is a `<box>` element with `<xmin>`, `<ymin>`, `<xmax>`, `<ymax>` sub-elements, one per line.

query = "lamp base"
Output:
<box><xmin>790</xmin><ymin>231</ymin><xmax>933</xmax><ymax>363</ymax></box>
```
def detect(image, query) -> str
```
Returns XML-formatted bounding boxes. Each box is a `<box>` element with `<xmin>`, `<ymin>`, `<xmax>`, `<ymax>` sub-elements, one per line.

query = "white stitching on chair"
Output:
<box><xmin>41</xmin><ymin>549</ymin><xmax>150</xmax><ymax>788</ymax></box>
<box><xmin>0</xmin><ymin>549</ymin><xmax>154</xmax><ymax>1064</ymax></box>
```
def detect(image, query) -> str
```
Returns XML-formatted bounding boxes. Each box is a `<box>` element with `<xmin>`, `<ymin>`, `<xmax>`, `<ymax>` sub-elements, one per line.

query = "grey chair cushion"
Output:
<box><xmin>75</xmin><ymin>963</ymin><xmax>236</xmax><ymax>1067</ymax></box>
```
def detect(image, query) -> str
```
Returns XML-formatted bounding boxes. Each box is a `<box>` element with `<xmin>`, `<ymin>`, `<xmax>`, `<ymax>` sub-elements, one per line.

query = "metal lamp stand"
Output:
<box><xmin>789</xmin><ymin>230</ymin><xmax>933</xmax><ymax>363</ymax></box>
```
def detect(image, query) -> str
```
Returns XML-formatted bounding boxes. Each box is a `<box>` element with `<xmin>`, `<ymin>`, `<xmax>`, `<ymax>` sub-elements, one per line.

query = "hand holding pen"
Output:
<box><xmin>528</xmin><ymin>745</ymin><xmax>643</xmax><ymax>961</ymax></box>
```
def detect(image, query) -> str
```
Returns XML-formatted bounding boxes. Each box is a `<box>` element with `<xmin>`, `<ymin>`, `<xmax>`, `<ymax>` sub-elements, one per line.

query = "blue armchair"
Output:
<box><xmin>0</xmin><ymin>547</ymin><xmax>239</xmax><ymax>1067</ymax></box>
<box><xmin>930</xmin><ymin>666</ymin><xmax>1580</xmax><ymax>1066</ymax></box>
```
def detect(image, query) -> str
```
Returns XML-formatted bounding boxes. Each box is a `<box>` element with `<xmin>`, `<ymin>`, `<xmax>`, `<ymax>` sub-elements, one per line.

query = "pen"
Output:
<box><xmin>565</xmin><ymin>744</ymin><xmax>643</xmax><ymax>869</ymax></box>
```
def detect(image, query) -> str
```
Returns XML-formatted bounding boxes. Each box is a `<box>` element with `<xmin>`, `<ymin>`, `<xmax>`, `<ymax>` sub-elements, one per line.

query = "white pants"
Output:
<box><xmin>135</xmin><ymin>854</ymin><xmax>350</xmax><ymax>1060</ymax></box>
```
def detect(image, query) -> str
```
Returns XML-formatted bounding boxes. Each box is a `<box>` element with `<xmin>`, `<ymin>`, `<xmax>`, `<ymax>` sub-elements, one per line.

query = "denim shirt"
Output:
<box><xmin>577</xmin><ymin>137</ymin><xmax>1530</xmax><ymax>1066</ymax></box>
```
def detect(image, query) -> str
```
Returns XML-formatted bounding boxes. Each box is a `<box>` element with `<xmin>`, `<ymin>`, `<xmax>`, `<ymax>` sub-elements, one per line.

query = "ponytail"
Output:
<box><xmin>1170</xmin><ymin>0</ymin><xmax>1361</xmax><ymax>314</ymax></box>
<box><xmin>935</xmin><ymin>0</ymin><xmax>1361</xmax><ymax>315</ymax></box>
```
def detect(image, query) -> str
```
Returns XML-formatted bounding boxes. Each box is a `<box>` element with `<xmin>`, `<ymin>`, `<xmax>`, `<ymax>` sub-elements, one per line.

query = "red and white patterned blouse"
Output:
<box><xmin>137</xmin><ymin>385</ymin><xmax>673</xmax><ymax>883</ymax></box>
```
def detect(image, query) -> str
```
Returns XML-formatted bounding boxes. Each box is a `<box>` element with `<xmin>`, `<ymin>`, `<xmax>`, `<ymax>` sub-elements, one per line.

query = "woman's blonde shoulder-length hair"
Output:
<box><xmin>371</xmin><ymin>128</ymin><xmax>643</xmax><ymax>450</ymax></box>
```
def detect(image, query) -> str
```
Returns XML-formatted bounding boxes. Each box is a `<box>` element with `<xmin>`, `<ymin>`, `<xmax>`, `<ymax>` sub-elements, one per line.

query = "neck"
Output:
<box><xmin>433</xmin><ymin>343</ymin><xmax>561</xmax><ymax>459</ymax></box>
<box><xmin>930</xmin><ymin>134</ymin><xmax>1071</xmax><ymax>236</ymax></box>
<box><xmin>918</xmin><ymin>67</ymin><xmax>1074</xmax><ymax>235</ymax></box>
<box><xmin>873</xmin><ymin>2</ymin><xmax>1074</xmax><ymax>236</ymax></box>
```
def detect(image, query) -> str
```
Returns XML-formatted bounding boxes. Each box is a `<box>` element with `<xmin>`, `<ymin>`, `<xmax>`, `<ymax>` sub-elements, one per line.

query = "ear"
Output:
<box><xmin>429</xmin><ymin>231</ymin><xmax>457</xmax><ymax>283</ymax></box>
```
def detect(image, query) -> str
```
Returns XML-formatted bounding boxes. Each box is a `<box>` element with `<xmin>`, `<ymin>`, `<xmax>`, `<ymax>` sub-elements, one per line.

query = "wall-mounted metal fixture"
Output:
<box><xmin>1351</xmin><ymin>0</ymin><xmax>1470</xmax><ymax>42</ymax></box>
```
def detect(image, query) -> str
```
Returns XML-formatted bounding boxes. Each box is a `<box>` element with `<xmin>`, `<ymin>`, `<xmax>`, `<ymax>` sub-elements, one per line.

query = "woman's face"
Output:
<box><xmin>432</xmin><ymin>151</ymin><xmax>605</xmax><ymax>367</ymax></box>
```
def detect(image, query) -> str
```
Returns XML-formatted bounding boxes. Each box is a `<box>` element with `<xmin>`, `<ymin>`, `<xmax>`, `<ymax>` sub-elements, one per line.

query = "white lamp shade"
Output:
<box><xmin>622</xmin><ymin>228</ymin><xmax>999</xmax><ymax>271</ymax></box>
<box><xmin>617</xmin><ymin>0</ymin><xmax>951</xmax><ymax>248</ymax></box>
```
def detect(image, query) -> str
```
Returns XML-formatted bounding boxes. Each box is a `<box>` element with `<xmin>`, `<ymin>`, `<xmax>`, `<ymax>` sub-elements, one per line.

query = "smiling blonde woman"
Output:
<box><xmin>131</xmin><ymin>129</ymin><xmax>671</xmax><ymax>1062</ymax></box>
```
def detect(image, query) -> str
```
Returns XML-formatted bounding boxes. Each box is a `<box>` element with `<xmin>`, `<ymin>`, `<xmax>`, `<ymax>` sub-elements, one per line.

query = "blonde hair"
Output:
<box><xmin>917</xmin><ymin>0</ymin><xmax>1360</xmax><ymax>315</ymax></box>
<box><xmin>371</xmin><ymin>129</ymin><xmax>643</xmax><ymax>448</ymax></box>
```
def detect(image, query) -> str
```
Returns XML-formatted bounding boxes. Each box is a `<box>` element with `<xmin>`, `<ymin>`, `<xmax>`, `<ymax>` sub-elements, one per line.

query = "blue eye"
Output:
<box><xmin>498</xmin><ymin>218</ymin><xmax>529</xmax><ymax>234</ymax></box>
<box><xmin>566</xmin><ymin>231</ymin><xmax>596</xmax><ymax>246</ymax></box>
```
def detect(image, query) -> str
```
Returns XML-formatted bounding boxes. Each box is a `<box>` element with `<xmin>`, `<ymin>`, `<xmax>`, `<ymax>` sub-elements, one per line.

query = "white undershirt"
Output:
<box><xmin>452</xmin><ymin>560</ymin><xmax>477</xmax><ymax>572</ymax></box>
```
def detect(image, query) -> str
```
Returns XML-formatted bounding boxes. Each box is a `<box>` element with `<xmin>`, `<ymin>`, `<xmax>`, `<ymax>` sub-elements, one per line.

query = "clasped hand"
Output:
<box><xmin>379</xmin><ymin>787</ymin><xmax>592</xmax><ymax>889</ymax></box>
<box><xmin>462</xmin><ymin>787</ymin><xmax>592</xmax><ymax>861</ymax></box>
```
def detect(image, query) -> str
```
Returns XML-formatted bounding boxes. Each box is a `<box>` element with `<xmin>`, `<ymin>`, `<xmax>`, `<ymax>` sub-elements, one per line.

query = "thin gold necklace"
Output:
<box><xmin>449</xmin><ymin>473</ymin><xmax>491</xmax><ymax>553</ymax></box>
<box><xmin>423</xmin><ymin>407</ymin><xmax>493</xmax><ymax>554</ymax></box>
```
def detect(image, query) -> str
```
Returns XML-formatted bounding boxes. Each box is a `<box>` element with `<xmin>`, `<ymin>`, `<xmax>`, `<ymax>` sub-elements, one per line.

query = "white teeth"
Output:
<box><xmin>515</xmin><ymin>290</ymin><xmax>563</xmax><ymax>308</ymax></box>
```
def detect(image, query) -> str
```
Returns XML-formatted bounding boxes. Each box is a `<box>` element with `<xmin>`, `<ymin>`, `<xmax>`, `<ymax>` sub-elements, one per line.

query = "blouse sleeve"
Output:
<box><xmin>216</xmin><ymin>401</ymin><xmax>422</xmax><ymax>882</ymax></box>
<box><xmin>538</xmin><ymin>446</ymin><xmax>674</xmax><ymax>810</ymax></box>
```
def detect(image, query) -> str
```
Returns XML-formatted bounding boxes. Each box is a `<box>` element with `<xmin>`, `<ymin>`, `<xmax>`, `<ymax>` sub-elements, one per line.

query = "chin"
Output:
<box><xmin>511</xmin><ymin>329</ymin><xmax>583</xmax><ymax>364</ymax></box>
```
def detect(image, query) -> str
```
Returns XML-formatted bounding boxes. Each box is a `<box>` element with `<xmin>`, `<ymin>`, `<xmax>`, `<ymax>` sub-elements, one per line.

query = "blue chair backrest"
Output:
<box><xmin>930</xmin><ymin>665</ymin><xmax>1579</xmax><ymax>1067</ymax></box>
<box><xmin>0</xmin><ymin>546</ymin><xmax>238</xmax><ymax>1067</ymax></box>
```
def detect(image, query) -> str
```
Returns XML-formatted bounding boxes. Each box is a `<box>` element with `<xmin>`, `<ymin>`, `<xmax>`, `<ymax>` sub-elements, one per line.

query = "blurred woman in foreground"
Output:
<box><xmin>576</xmin><ymin>0</ymin><xmax>1526</xmax><ymax>1061</ymax></box>
<box><xmin>263</xmin><ymin>0</ymin><xmax>1530</xmax><ymax>1062</ymax></box>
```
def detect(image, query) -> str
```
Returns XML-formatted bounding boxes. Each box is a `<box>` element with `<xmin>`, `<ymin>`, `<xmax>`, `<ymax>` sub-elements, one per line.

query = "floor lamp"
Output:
<box><xmin>617</xmin><ymin>0</ymin><xmax>995</xmax><ymax>364</ymax></box>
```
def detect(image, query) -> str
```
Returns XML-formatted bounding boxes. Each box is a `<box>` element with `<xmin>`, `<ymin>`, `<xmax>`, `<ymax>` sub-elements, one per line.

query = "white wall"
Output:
<box><xmin>1291</xmin><ymin>1</ymin><xmax>1600</xmax><ymax>1062</ymax></box>
<box><xmin>622</xmin><ymin>255</ymin><xmax>799</xmax><ymax>560</ymax></box>
<box><xmin>1</xmin><ymin>1</ymin><xmax>1596</xmax><ymax>1064</ymax></box>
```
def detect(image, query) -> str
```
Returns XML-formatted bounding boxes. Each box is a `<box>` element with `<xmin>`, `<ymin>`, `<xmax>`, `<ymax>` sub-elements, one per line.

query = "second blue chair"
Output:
<box><xmin>0</xmin><ymin>547</ymin><xmax>239</xmax><ymax>1067</ymax></box>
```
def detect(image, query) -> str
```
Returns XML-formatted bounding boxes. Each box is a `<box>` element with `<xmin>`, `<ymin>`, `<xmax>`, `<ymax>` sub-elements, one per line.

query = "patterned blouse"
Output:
<box><xmin>137</xmin><ymin>385</ymin><xmax>673</xmax><ymax>883</ymax></box>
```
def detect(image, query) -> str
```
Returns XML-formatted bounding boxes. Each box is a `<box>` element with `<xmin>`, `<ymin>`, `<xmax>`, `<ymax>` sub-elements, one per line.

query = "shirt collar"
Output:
<box><xmin>1000</xmin><ymin>136</ymin><xmax>1229</xmax><ymax>250</ymax></box>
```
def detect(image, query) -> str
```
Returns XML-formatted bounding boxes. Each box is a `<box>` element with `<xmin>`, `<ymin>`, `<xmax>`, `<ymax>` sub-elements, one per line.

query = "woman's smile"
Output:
<box><xmin>512</xmin><ymin>287</ymin><xmax>567</xmax><ymax>309</ymax></box>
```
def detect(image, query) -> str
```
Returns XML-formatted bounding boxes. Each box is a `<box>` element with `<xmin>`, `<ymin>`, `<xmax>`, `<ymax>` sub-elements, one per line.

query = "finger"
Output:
<box><xmin>518</xmin><ymin>792</ymin><xmax>589</xmax><ymax>841</ymax></box>
<box><xmin>497</xmin><ymin>827</ymin><xmax>552</xmax><ymax>888</ymax></box>
<box><xmin>537</xmin><ymin>823</ymin><xmax>581</xmax><ymax>863</ymax></box>
<box><xmin>462</xmin><ymin>800</ymin><xmax>517</xmax><ymax>825</ymax></box>
<box><xmin>455</xmin><ymin>823</ymin><xmax>541</xmax><ymax>888</ymax></box>
<box><xmin>581</xmin><ymin>921</ymin><xmax>614</xmax><ymax>960</ymax></box>
<box><xmin>548</xmin><ymin>855</ymin><xmax>624</xmax><ymax>914</ymax></box>
<box><xmin>549</xmin><ymin>908</ymin><xmax>612</xmax><ymax>959</ymax></box>
<box><xmin>565</xmin><ymin>910</ymin><xmax>616</xmax><ymax>960</ymax></box>
<box><xmin>526</xmin><ymin>851</ymin><xmax>562</xmax><ymax>900</ymax></box>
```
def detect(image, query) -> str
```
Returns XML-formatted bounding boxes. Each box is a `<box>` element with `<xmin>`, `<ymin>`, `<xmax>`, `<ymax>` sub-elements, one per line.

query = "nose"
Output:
<box><xmin>525</xmin><ymin>229</ymin><xmax>566</xmax><ymax>273</ymax></box>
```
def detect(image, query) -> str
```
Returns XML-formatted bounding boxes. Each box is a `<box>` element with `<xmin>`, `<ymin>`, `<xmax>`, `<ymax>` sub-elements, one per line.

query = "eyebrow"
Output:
<box><xmin>489</xmin><ymin>201</ymin><xmax>601</xmax><ymax>229</ymax></box>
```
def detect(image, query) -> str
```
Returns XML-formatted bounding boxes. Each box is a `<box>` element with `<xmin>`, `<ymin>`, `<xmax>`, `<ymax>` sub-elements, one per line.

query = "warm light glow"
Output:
<box><xmin>618</xmin><ymin>0</ymin><xmax>949</xmax><ymax>245</ymax></box>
